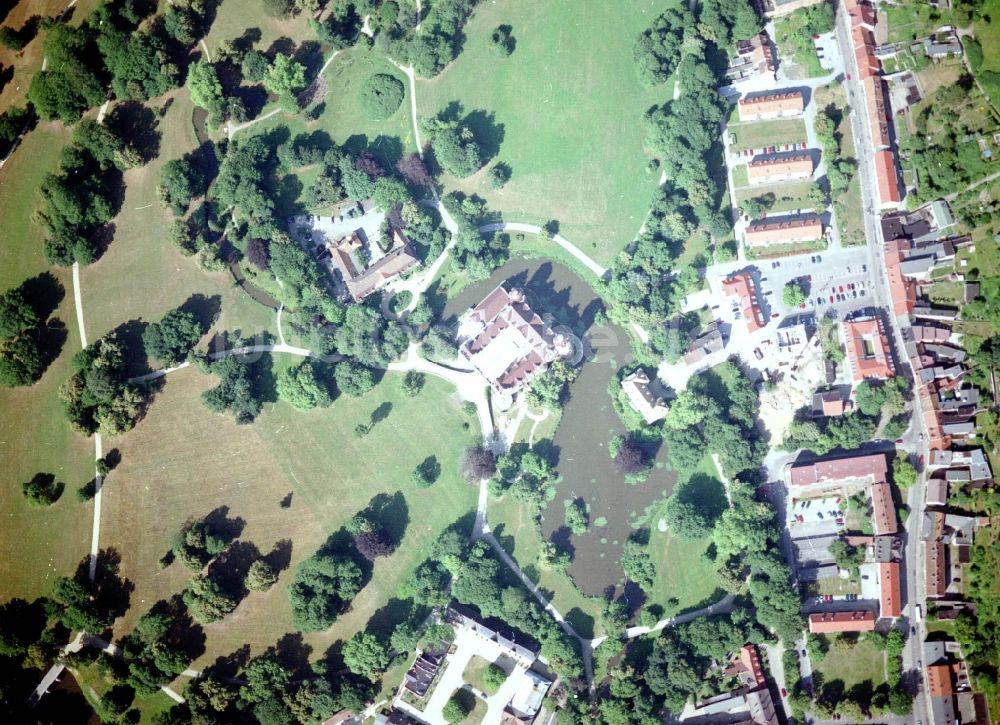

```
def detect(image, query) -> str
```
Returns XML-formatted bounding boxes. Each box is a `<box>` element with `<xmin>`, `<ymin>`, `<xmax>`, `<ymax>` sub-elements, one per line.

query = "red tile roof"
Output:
<box><xmin>928</xmin><ymin>664</ymin><xmax>954</xmax><ymax>697</ymax></box>
<box><xmin>738</xmin><ymin>90</ymin><xmax>805</xmax><ymax>119</ymax></box>
<box><xmin>879</xmin><ymin>561</ymin><xmax>902</xmax><ymax>618</ymax></box>
<box><xmin>844</xmin><ymin>317</ymin><xmax>895</xmax><ymax>382</ymax></box>
<box><xmin>871</xmin><ymin>481</ymin><xmax>898</xmax><ymax>536</ymax></box>
<box><xmin>926</xmin><ymin>541</ymin><xmax>947</xmax><ymax>598</ymax></box>
<box><xmin>747</xmin><ymin>154</ymin><xmax>813</xmax><ymax>181</ymax></box>
<box><xmin>744</xmin><ymin>215</ymin><xmax>823</xmax><ymax>247</ymax></box>
<box><xmin>789</xmin><ymin>453</ymin><xmax>888</xmax><ymax>488</ymax></box>
<box><xmin>875</xmin><ymin>149</ymin><xmax>902</xmax><ymax>206</ymax></box>
<box><xmin>722</xmin><ymin>273</ymin><xmax>766</xmax><ymax>333</ymax></box>
<box><xmin>884</xmin><ymin>238</ymin><xmax>916</xmax><ymax>315</ymax></box>
<box><xmin>808</xmin><ymin>610</ymin><xmax>876</xmax><ymax>633</ymax></box>
<box><xmin>863</xmin><ymin>76</ymin><xmax>891</xmax><ymax>149</ymax></box>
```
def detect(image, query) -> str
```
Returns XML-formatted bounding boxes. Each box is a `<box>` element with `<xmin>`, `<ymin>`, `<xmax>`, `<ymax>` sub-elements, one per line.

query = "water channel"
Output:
<box><xmin>440</xmin><ymin>258</ymin><xmax>678</xmax><ymax>596</ymax></box>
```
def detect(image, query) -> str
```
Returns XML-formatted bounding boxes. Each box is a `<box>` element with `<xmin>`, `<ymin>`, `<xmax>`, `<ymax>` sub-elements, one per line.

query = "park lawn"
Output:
<box><xmin>732</xmin><ymin>164</ymin><xmax>749</xmax><ymax>188</ymax></box>
<box><xmin>201</xmin><ymin>0</ymin><xmax>317</xmax><ymax>58</ymax></box>
<box><xmin>101</xmin><ymin>365</ymin><xmax>480</xmax><ymax>672</ymax></box>
<box><xmin>79</xmin><ymin>89</ymin><xmax>277</xmax><ymax>351</ymax></box>
<box><xmin>815</xmin><ymin>638</ymin><xmax>886</xmax><ymax>690</ymax></box>
<box><xmin>415</xmin><ymin>0</ymin><xmax>676</xmax><ymax>266</ymax></box>
<box><xmin>0</xmin><ymin>121</ymin><xmax>94</xmax><ymax>600</ymax></box>
<box><xmin>640</xmin><ymin>457</ymin><xmax>725</xmax><ymax>617</ymax></box>
<box><xmin>735</xmin><ymin>180</ymin><xmax>816</xmax><ymax>214</ymax></box>
<box><xmin>488</xmin><ymin>495</ymin><xmax>604</xmax><ymax>640</ymax></box>
<box><xmin>316</xmin><ymin>48</ymin><xmax>417</xmax><ymax>156</ymax></box>
<box><xmin>728</xmin><ymin>118</ymin><xmax>808</xmax><ymax>154</ymax></box>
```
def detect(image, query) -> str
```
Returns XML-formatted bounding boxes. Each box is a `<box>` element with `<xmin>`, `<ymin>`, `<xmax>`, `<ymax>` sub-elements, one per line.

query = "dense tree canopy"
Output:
<box><xmin>288</xmin><ymin>551</ymin><xmax>363</xmax><ymax>631</ymax></box>
<box><xmin>143</xmin><ymin>308</ymin><xmax>204</xmax><ymax>366</ymax></box>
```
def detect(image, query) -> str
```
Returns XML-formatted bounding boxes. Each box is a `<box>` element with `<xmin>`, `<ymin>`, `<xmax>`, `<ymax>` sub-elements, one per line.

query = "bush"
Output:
<box><xmin>359</xmin><ymin>74</ymin><xmax>405</xmax><ymax>120</ymax></box>
<box><xmin>245</xmin><ymin>560</ymin><xmax>278</xmax><ymax>592</ymax></box>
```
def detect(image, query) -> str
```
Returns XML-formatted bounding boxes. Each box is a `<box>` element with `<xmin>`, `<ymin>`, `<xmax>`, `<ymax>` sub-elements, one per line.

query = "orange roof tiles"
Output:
<box><xmin>879</xmin><ymin>561</ymin><xmax>902</xmax><ymax>618</ymax></box>
<box><xmin>789</xmin><ymin>453</ymin><xmax>888</xmax><ymax>488</ymax></box>
<box><xmin>884</xmin><ymin>238</ymin><xmax>916</xmax><ymax>315</ymax></box>
<box><xmin>926</xmin><ymin>541</ymin><xmax>947</xmax><ymax>598</ymax></box>
<box><xmin>864</xmin><ymin>76</ymin><xmax>891</xmax><ymax>149</ymax></box>
<box><xmin>876</xmin><ymin>149</ymin><xmax>902</xmax><ymax>206</ymax></box>
<box><xmin>722</xmin><ymin>273</ymin><xmax>766</xmax><ymax>333</ymax></box>
<box><xmin>748</xmin><ymin>154</ymin><xmax>813</xmax><ymax>181</ymax></box>
<box><xmin>744</xmin><ymin>215</ymin><xmax>823</xmax><ymax>247</ymax></box>
<box><xmin>844</xmin><ymin>317</ymin><xmax>895</xmax><ymax>382</ymax></box>
<box><xmin>871</xmin><ymin>482</ymin><xmax>898</xmax><ymax>536</ymax></box>
<box><xmin>928</xmin><ymin>663</ymin><xmax>954</xmax><ymax>697</ymax></box>
<box><xmin>738</xmin><ymin>90</ymin><xmax>805</xmax><ymax>120</ymax></box>
<box><xmin>808</xmin><ymin>610</ymin><xmax>876</xmax><ymax>633</ymax></box>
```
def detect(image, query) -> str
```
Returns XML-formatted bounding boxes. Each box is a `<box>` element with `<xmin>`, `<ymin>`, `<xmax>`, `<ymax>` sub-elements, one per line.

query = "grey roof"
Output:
<box><xmin>874</xmin><ymin>535</ymin><xmax>894</xmax><ymax>563</ymax></box>
<box><xmin>930</xmin><ymin>694</ymin><xmax>958</xmax><ymax>725</ymax></box>
<box><xmin>942</xmin><ymin>421</ymin><xmax>976</xmax><ymax>435</ymax></box>
<box><xmin>925</xmin><ymin>640</ymin><xmax>949</xmax><ymax>665</ymax></box>
<box><xmin>944</xmin><ymin>468</ymin><xmax>971</xmax><ymax>482</ymax></box>
<box><xmin>899</xmin><ymin>255</ymin><xmax>938</xmax><ymax>276</ymax></box>
<box><xmin>923</xmin><ymin>343</ymin><xmax>967</xmax><ymax>363</ymax></box>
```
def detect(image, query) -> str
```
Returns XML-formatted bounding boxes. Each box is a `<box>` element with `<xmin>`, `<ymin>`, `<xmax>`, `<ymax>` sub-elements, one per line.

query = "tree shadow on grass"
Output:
<box><xmin>109</xmin><ymin>318</ymin><xmax>151</xmax><ymax>378</ymax></box>
<box><xmin>20</xmin><ymin>271</ymin><xmax>65</xmax><ymax>320</ymax></box>
<box><xmin>207</xmin><ymin>540</ymin><xmax>260</xmax><ymax>601</ymax></box>
<box><xmin>37</xmin><ymin>319</ymin><xmax>68</xmax><ymax>381</ymax></box>
<box><xmin>107</xmin><ymin>102</ymin><xmax>161</xmax><ymax>165</ymax></box>
<box><xmin>361</xmin><ymin>491</ymin><xmax>409</xmax><ymax>547</ymax></box>
<box><xmin>263</xmin><ymin>538</ymin><xmax>293</xmax><ymax>573</ymax></box>
<box><xmin>565</xmin><ymin>608</ymin><xmax>595</xmax><ymax>640</ymax></box>
<box><xmin>463</xmin><ymin>108</ymin><xmax>505</xmax><ymax>161</ymax></box>
<box><xmin>178</xmin><ymin>293</ymin><xmax>222</xmax><ymax>336</ymax></box>
<box><xmin>276</xmin><ymin>632</ymin><xmax>313</xmax><ymax>675</ymax></box>
<box><xmin>365</xmin><ymin>597</ymin><xmax>420</xmax><ymax>641</ymax></box>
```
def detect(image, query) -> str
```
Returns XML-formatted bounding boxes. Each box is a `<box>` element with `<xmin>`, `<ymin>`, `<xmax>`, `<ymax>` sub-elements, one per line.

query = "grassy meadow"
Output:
<box><xmin>415</xmin><ymin>0</ymin><xmax>677</xmax><ymax>265</ymax></box>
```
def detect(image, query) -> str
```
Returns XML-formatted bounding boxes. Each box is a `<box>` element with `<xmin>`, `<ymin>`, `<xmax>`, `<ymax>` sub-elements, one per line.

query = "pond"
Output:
<box><xmin>441</xmin><ymin>258</ymin><xmax>677</xmax><ymax>597</ymax></box>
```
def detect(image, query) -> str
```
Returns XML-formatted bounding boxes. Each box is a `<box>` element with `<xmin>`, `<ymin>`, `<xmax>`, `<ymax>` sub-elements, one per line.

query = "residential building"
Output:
<box><xmin>924</xmin><ymin>32</ymin><xmax>963</xmax><ymax>59</ymax></box>
<box><xmin>788</xmin><ymin>452</ymin><xmax>888</xmax><ymax>489</ymax></box>
<box><xmin>875</xmin><ymin>149</ymin><xmax>902</xmax><ymax>208</ymax></box>
<box><xmin>808</xmin><ymin>610</ymin><xmax>877</xmax><ymax>633</ymax></box>
<box><xmin>813</xmin><ymin>390</ymin><xmax>850</xmax><ymax>416</ymax></box>
<box><xmin>747</xmin><ymin>153</ymin><xmax>813</xmax><ymax>183</ymax></box>
<box><xmin>885</xmin><ymin>238</ymin><xmax>917</xmax><ymax>315</ymax></box>
<box><xmin>458</xmin><ymin>286</ymin><xmax>571</xmax><ymax>396</ymax></box>
<box><xmin>737</xmin><ymin>90</ymin><xmax>805</xmax><ymax>121</ymax></box>
<box><xmin>927</xmin><ymin>540</ymin><xmax>947</xmax><ymax>598</ymax></box>
<box><xmin>863</xmin><ymin>75</ymin><xmax>891</xmax><ymax>149</ymax></box>
<box><xmin>328</xmin><ymin>228</ymin><xmax>420</xmax><ymax>302</ymax></box>
<box><xmin>878</xmin><ymin>561</ymin><xmax>902</xmax><ymax>618</ymax></box>
<box><xmin>871</xmin><ymin>481</ymin><xmax>898</xmax><ymax>536</ymax></box>
<box><xmin>744</xmin><ymin>215</ymin><xmax>823</xmax><ymax>248</ymax></box>
<box><xmin>722</xmin><ymin>273</ymin><xmax>767</xmax><ymax>333</ymax></box>
<box><xmin>843</xmin><ymin>316</ymin><xmax>895</xmax><ymax>383</ymax></box>
<box><xmin>684</xmin><ymin>321</ymin><xmax>725</xmax><ymax>365</ymax></box>
<box><xmin>927</xmin><ymin>478</ymin><xmax>949</xmax><ymax>506</ymax></box>
<box><xmin>621</xmin><ymin>370</ymin><xmax>670</xmax><ymax>424</ymax></box>
<box><xmin>504</xmin><ymin>669</ymin><xmax>551</xmax><ymax>723</ymax></box>
<box><xmin>444</xmin><ymin>603</ymin><xmax>540</xmax><ymax>663</ymax></box>
<box><xmin>727</xmin><ymin>33</ymin><xmax>777</xmax><ymax>80</ymax></box>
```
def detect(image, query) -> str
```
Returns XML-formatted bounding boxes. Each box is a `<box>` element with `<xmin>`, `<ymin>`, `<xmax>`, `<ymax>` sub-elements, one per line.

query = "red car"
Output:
<box><xmin>781</xmin><ymin>688</ymin><xmax>788</xmax><ymax>698</ymax></box>
<box><xmin>829</xmin><ymin>295</ymin><xmax>834</xmax><ymax>303</ymax></box>
<box><xmin>839</xmin><ymin>285</ymin><xmax>845</xmax><ymax>293</ymax></box>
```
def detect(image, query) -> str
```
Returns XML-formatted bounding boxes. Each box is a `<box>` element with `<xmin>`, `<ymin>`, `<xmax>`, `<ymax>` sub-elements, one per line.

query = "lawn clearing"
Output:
<box><xmin>773</xmin><ymin>11</ymin><xmax>825</xmax><ymax>77</ymax></box>
<box><xmin>315</xmin><ymin>49</ymin><xmax>417</xmax><ymax>156</ymax></box>
<box><xmin>642</xmin><ymin>457</ymin><xmax>725</xmax><ymax>616</ymax></box>
<box><xmin>79</xmin><ymin>90</ymin><xmax>277</xmax><ymax>354</ymax></box>
<box><xmin>101</xmin><ymin>364</ymin><xmax>480</xmax><ymax>672</ymax></box>
<box><xmin>201</xmin><ymin>1</ymin><xmax>316</xmax><ymax>60</ymax></box>
<box><xmin>746</xmin><ymin>238</ymin><xmax>827</xmax><ymax>259</ymax></box>
<box><xmin>415</xmin><ymin>0</ymin><xmax>676</xmax><ymax>266</ymax></box>
<box><xmin>0</xmin><ymin>121</ymin><xmax>94</xmax><ymax>600</ymax></box>
<box><xmin>815</xmin><ymin>637</ymin><xmax>886</xmax><ymax>690</ymax></box>
<box><xmin>728</xmin><ymin>118</ymin><xmax>809</xmax><ymax>154</ymax></box>
<box><xmin>735</xmin><ymin>180</ymin><xmax>817</xmax><ymax>214</ymax></box>
<box><xmin>462</xmin><ymin>654</ymin><xmax>508</xmax><ymax>694</ymax></box>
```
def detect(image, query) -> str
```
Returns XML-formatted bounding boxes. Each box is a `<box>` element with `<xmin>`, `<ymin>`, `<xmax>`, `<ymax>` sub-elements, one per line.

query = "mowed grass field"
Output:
<box><xmin>0</xmin><ymin>0</ymin><xmax>101</xmax><ymax>115</ymax></box>
<box><xmin>102</xmin><ymin>366</ymin><xmax>480</xmax><ymax>670</ymax></box>
<box><xmin>0</xmin><ymin>122</ymin><xmax>94</xmax><ymax>599</ymax></box>
<box><xmin>416</xmin><ymin>0</ymin><xmax>676</xmax><ymax>266</ymax></box>
<box><xmin>79</xmin><ymin>90</ymin><xmax>277</xmax><ymax>350</ymax></box>
<box><xmin>815</xmin><ymin>637</ymin><xmax>887</xmax><ymax>690</ymax></box>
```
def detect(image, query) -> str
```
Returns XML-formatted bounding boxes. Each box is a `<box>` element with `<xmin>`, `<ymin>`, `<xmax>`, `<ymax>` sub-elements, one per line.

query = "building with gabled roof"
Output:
<box><xmin>843</xmin><ymin>317</ymin><xmax>895</xmax><ymax>383</ymax></box>
<box><xmin>621</xmin><ymin>370</ymin><xmax>669</xmax><ymax>424</ymax></box>
<box><xmin>808</xmin><ymin>610</ymin><xmax>876</xmax><ymax>633</ymax></box>
<box><xmin>744</xmin><ymin>215</ymin><xmax>823</xmax><ymax>248</ymax></box>
<box><xmin>328</xmin><ymin>228</ymin><xmax>420</xmax><ymax>302</ymax></box>
<box><xmin>927</xmin><ymin>540</ymin><xmax>947</xmax><ymax>598</ymax></box>
<box><xmin>458</xmin><ymin>285</ymin><xmax>571</xmax><ymax>396</ymax></box>
<box><xmin>789</xmin><ymin>452</ymin><xmax>888</xmax><ymax>489</ymax></box>
<box><xmin>747</xmin><ymin>153</ymin><xmax>813</xmax><ymax>183</ymax></box>
<box><xmin>722</xmin><ymin>273</ymin><xmax>766</xmax><ymax>333</ymax></box>
<box><xmin>871</xmin><ymin>481</ymin><xmax>898</xmax><ymax>536</ymax></box>
<box><xmin>738</xmin><ymin>90</ymin><xmax>805</xmax><ymax>121</ymax></box>
<box><xmin>878</xmin><ymin>561</ymin><xmax>902</xmax><ymax>618</ymax></box>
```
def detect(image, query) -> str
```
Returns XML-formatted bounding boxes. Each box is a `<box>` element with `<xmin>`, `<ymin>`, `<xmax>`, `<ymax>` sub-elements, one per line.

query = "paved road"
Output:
<box><xmin>835</xmin><ymin>7</ymin><xmax>930</xmax><ymax>723</ymax></box>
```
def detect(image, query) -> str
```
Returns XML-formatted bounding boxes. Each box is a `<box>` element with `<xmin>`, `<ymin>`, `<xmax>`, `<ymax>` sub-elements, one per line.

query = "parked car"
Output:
<box><xmin>829</xmin><ymin>295</ymin><xmax>835</xmax><ymax>303</ymax></box>
<box><xmin>781</xmin><ymin>688</ymin><xmax>788</xmax><ymax>698</ymax></box>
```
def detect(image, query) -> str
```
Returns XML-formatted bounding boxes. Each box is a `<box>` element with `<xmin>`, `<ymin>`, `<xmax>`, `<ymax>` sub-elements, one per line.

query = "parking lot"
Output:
<box><xmin>756</xmin><ymin>249</ymin><xmax>876</xmax><ymax>321</ymax></box>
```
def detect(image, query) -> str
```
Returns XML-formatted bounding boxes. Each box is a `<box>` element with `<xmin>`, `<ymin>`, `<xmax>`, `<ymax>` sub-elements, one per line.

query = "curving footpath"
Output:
<box><xmin>477</xmin><ymin>221</ymin><xmax>607</xmax><ymax>279</ymax></box>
